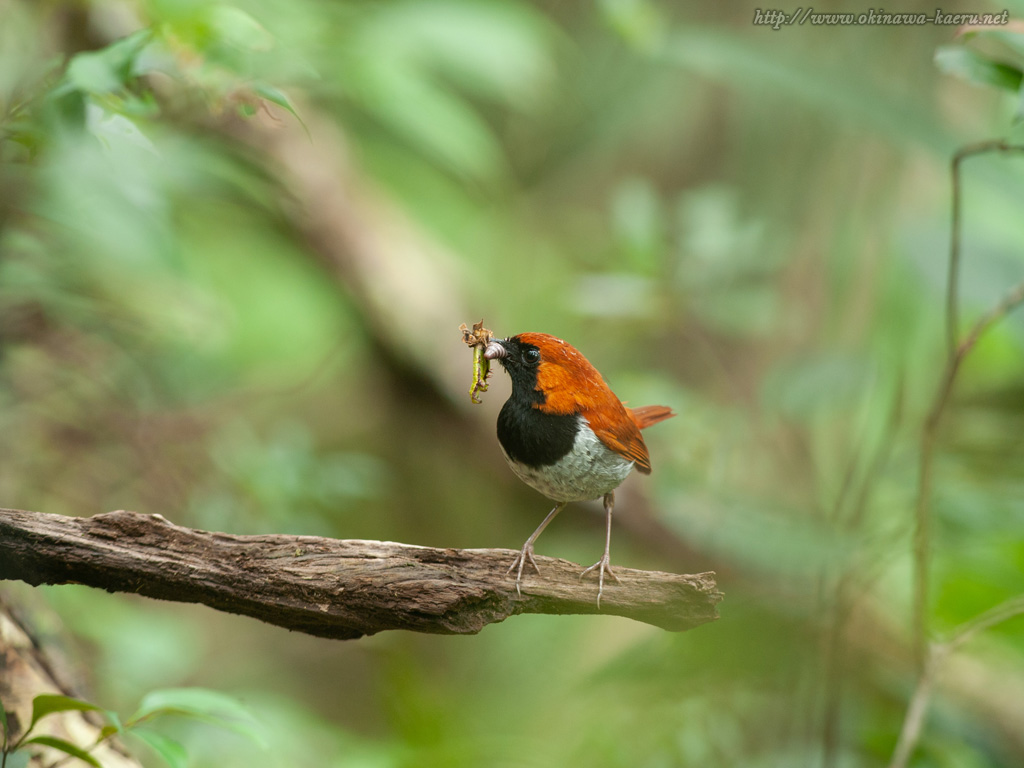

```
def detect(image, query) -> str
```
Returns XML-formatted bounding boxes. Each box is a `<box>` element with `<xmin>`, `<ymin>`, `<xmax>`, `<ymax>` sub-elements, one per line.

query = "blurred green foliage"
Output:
<box><xmin>1</xmin><ymin>688</ymin><xmax>262</xmax><ymax>768</ymax></box>
<box><xmin>2</xmin><ymin>0</ymin><xmax>1024</xmax><ymax>767</ymax></box>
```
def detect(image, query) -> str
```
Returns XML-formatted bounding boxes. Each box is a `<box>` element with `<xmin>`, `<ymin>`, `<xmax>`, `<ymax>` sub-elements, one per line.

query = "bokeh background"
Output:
<box><xmin>2</xmin><ymin>0</ymin><xmax>1024</xmax><ymax>766</ymax></box>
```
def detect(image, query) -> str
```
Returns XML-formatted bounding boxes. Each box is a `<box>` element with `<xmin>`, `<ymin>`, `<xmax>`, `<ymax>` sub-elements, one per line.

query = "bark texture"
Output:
<box><xmin>0</xmin><ymin>509</ymin><xmax>721</xmax><ymax>640</ymax></box>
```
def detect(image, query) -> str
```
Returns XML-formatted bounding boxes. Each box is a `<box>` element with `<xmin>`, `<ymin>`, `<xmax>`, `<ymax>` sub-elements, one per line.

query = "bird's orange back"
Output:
<box><xmin>516</xmin><ymin>333</ymin><xmax>674</xmax><ymax>474</ymax></box>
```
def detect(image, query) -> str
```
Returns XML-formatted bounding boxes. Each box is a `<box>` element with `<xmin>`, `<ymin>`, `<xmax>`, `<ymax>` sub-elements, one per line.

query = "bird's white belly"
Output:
<box><xmin>501</xmin><ymin>418</ymin><xmax>634</xmax><ymax>502</ymax></box>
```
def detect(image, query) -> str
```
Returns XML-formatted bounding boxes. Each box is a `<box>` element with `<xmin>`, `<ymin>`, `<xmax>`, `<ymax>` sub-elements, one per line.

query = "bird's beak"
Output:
<box><xmin>483</xmin><ymin>339</ymin><xmax>507</xmax><ymax>360</ymax></box>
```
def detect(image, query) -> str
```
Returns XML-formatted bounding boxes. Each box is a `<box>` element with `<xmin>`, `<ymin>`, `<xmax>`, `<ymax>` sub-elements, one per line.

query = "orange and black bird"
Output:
<box><xmin>483</xmin><ymin>332</ymin><xmax>674</xmax><ymax>606</ymax></box>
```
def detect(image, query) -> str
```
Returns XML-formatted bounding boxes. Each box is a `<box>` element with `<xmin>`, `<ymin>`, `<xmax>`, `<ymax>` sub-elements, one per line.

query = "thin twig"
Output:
<box><xmin>956</xmin><ymin>280</ymin><xmax>1024</xmax><ymax>358</ymax></box>
<box><xmin>946</xmin><ymin>140</ymin><xmax>1024</xmax><ymax>359</ymax></box>
<box><xmin>946</xmin><ymin>594</ymin><xmax>1024</xmax><ymax>654</ymax></box>
<box><xmin>913</xmin><ymin>141</ymin><xmax>1024</xmax><ymax>672</ymax></box>
<box><xmin>888</xmin><ymin>644</ymin><xmax>944</xmax><ymax>768</ymax></box>
<box><xmin>899</xmin><ymin>139</ymin><xmax>1024</xmax><ymax>765</ymax></box>
<box><xmin>911</xmin><ymin>279</ymin><xmax>1024</xmax><ymax>669</ymax></box>
<box><xmin>889</xmin><ymin>595</ymin><xmax>1024</xmax><ymax>768</ymax></box>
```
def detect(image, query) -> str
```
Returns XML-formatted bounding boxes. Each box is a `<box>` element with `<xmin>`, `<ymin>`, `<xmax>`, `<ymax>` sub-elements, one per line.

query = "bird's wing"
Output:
<box><xmin>585</xmin><ymin>401</ymin><xmax>653</xmax><ymax>474</ymax></box>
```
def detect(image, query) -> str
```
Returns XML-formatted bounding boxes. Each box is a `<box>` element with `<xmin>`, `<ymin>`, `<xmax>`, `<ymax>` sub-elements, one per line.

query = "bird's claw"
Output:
<box><xmin>580</xmin><ymin>555</ymin><xmax>619</xmax><ymax>609</ymax></box>
<box><xmin>506</xmin><ymin>544</ymin><xmax>541</xmax><ymax>596</ymax></box>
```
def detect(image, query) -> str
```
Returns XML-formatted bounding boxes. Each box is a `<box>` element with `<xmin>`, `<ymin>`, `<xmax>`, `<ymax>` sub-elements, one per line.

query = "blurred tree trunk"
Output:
<box><xmin>0</xmin><ymin>591</ymin><xmax>142</xmax><ymax>768</ymax></box>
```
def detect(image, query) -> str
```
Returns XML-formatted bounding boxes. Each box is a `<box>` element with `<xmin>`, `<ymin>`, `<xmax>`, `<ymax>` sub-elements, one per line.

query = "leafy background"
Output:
<box><xmin>2</xmin><ymin>0</ymin><xmax>1024</xmax><ymax>766</ymax></box>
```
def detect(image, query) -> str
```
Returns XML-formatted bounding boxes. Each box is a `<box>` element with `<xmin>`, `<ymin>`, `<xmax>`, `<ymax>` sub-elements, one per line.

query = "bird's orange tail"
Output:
<box><xmin>629</xmin><ymin>404</ymin><xmax>676</xmax><ymax>430</ymax></box>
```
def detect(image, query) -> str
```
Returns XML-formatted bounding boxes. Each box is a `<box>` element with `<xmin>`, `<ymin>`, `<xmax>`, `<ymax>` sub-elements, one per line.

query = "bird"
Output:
<box><xmin>483</xmin><ymin>332</ymin><xmax>674</xmax><ymax>607</ymax></box>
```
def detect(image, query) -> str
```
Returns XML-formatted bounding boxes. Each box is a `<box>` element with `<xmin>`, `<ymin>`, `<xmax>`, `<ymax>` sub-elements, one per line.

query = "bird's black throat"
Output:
<box><xmin>494</xmin><ymin>337</ymin><xmax>579</xmax><ymax>468</ymax></box>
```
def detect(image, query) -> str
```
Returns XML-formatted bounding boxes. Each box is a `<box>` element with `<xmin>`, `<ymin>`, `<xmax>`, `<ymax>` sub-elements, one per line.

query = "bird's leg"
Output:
<box><xmin>507</xmin><ymin>502</ymin><xmax>566</xmax><ymax>596</ymax></box>
<box><xmin>580</xmin><ymin>492</ymin><xmax>620</xmax><ymax>608</ymax></box>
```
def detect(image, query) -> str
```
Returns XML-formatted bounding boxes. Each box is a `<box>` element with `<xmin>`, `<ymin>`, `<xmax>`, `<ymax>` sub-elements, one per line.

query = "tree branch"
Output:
<box><xmin>0</xmin><ymin>509</ymin><xmax>721</xmax><ymax>640</ymax></box>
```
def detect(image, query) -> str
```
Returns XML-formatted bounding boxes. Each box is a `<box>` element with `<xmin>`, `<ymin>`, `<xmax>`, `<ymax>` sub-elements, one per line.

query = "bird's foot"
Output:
<box><xmin>506</xmin><ymin>543</ymin><xmax>541</xmax><ymax>596</ymax></box>
<box><xmin>580</xmin><ymin>554</ymin><xmax>620</xmax><ymax>609</ymax></box>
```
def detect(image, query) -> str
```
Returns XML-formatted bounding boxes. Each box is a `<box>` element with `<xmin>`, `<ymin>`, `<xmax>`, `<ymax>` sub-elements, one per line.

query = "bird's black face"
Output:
<box><xmin>487</xmin><ymin>336</ymin><xmax>579</xmax><ymax>468</ymax></box>
<box><xmin>484</xmin><ymin>337</ymin><xmax>543</xmax><ymax>403</ymax></box>
<box><xmin>493</xmin><ymin>337</ymin><xmax>540</xmax><ymax>369</ymax></box>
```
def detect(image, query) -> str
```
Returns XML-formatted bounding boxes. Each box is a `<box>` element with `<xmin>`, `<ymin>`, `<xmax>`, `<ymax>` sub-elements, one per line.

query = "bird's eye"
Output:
<box><xmin>524</xmin><ymin>348</ymin><xmax>541</xmax><ymax>364</ymax></box>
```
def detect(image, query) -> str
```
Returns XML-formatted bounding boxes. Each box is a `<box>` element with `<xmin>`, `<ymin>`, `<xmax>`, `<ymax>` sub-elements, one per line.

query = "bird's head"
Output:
<box><xmin>484</xmin><ymin>333</ymin><xmax>602</xmax><ymax>412</ymax></box>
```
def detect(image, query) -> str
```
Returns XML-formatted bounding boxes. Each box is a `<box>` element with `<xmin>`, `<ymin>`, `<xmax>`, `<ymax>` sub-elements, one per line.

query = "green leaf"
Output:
<box><xmin>98</xmin><ymin>722</ymin><xmax>122</xmax><ymax>741</ymax></box>
<box><xmin>65</xmin><ymin>30</ymin><xmax>153</xmax><ymax>95</ymax></box>
<box><xmin>22</xmin><ymin>736</ymin><xmax>103</xmax><ymax>768</ymax></box>
<box><xmin>935</xmin><ymin>45</ymin><xmax>1024</xmax><ymax>92</ymax></box>
<box><xmin>130</xmin><ymin>729</ymin><xmax>188</xmax><ymax>768</ymax></box>
<box><xmin>958</xmin><ymin>27</ymin><xmax>1024</xmax><ymax>62</ymax></box>
<box><xmin>250</xmin><ymin>82</ymin><xmax>307</xmax><ymax>135</ymax></box>
<box><xmin>251</xmin><ymin>82</ymin><xmax>306</xmax><ymax>130</ymax></box>
<box><xmin>66</xmin><ymin>51</ymin><xmax>124</xmax><ymax>94</ymax></box>
<box><xmin>29</xmin><ymin>695</ymin><xmax>105</xmax><ymax>733</ymax></box>
<box><xmin>1</xmin><ymin>698</ymin><xmax>9</xmax><ymax>749</ymax></box>
<box><xmin>3</xmin><ymin>750</ymin><xmax>29</xmax><ymax>768</ymax></box>
<box><xmin>104</xmin><ymin>708</ymin><xmax>123</xmax><ymax>735</ymax></box>
<box><xmin>130</xmin><ymin>688</ymin><xmax>265</xmax><ymax>746</ymax></box>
